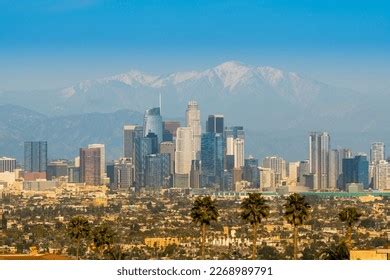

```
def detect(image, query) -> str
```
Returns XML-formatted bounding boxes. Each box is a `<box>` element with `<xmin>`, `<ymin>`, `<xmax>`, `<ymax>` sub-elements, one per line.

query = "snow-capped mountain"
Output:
<box><xmin>0</xmin><ymin>61</ymin><xmax>389</xmax><ymax>160</ymax></box>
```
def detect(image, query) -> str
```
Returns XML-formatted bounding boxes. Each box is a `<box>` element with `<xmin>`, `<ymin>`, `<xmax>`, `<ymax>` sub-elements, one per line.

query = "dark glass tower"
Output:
<box><xmin>342</xmin><ymin>155</ymin><xmax>369</xmax><ymax>190</ymax></box>
<box><xmin>206</xmin><ymin>115</ymin><xmax>224</xmax><ymax>134</ymax></box>
<box><xmin>201</xmin><ymin>132</ymin><xmax>224</xmax><ymax>187</ymax></box>
<box><xmin>24</xmin><ymin>141</ymin><xmax>47</xmax><ymax>172</ymax></box>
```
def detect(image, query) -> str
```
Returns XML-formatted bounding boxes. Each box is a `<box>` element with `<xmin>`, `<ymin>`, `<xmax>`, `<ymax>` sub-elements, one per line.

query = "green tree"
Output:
<box><xmin>283</xmin><ymin>193</ymin><xmax>311</xmax><ymax>260</ymax></box>
<box><xmin>338</xmin><ymin>207</ymin><xmax>362</xmax><ymax>251</ymax></box>
<box><xmin>240</xmin><ymin>193</ymin><xmax>270</xmax><ymax>260</ymax></box>
<box><xmin>67</xmin><ymin>216</ymin><xmax>91</xmax><ymax>260</ymax></box>
<box><xmin>190</xmin><ymin>196</ymin><xmax>219</xmax><ymax>259</ymax></box>
<box><xmin>92</xmin><ymin>223</ymin><xmax>116</xmax><ymax>259</ymax></box>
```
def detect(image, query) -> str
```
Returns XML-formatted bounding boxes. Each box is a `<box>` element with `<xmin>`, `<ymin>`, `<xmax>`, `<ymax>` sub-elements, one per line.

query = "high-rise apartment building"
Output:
<box><xmin>233</xmin><ymin>138</ymin><xmax>245</xmax><ymax>168</ymax></box>
<box><xmin>262</xmin><ymin>156</ymin><xmax>286</xmax><ymax>186</ymax></box>
<box><xmin>370</xmin><ymin>142</ymin><xmax>385</xmax><ymax>164</ymax></box>
<box><xmin>373</xmin><ymin>160</ymin><xmax>390</xmax><ymax>191</ymax></box>
<box><xmin>143</xmin><ymin>107</ymin><xmax>163</xmax><ymax>143</ymax></box>
<box><xmin>186</xmin><ymin>101</ymin><xmax>201</xmax><ymax>159</ymax></box>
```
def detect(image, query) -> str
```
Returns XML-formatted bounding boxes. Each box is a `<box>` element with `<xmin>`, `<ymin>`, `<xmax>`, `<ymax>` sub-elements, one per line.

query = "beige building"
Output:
<box><xmin>175</xmin><ymin>127</ymin><xmax>194</xmax><ymax>188</ymax></box>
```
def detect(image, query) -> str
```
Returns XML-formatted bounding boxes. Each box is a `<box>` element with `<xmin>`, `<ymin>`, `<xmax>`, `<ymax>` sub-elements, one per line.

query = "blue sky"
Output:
<box><xmin>0</xmin><ymin>0</ymin><xmax>389</xmax><ymax>92</ymax></box>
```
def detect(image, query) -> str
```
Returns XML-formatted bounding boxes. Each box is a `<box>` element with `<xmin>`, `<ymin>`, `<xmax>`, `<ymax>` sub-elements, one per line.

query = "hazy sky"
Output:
<box><xmin>1</xmin><ymin>0</ymin><xmax>389</xmax><ymax>93</ymax></box>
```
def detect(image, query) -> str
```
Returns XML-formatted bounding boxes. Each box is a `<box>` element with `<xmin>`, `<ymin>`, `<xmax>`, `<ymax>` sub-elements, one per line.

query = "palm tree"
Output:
<box><xmin>92</xmin><ymin>223</ymin><xmax>116</xmax><ymax>259</ymax></box>
<box><xmin>67</xmin><ymin>216</ymin><xmax>91</xmax><ymax>260</ymax></box>
<box><xmin>190</xmin><ymin>196</ymin><xmax>219</xmax><ymax>259</ymax></box>
<box><xmin>320</xmin><ymin>241</ymin><xmax>350</xmax><ymax>260</ymax></box>
<box><xmin>240</xmin><ymin>193</ymin><xmax>270</xmax><ymax>260</ymax></box>
<box><xmin>283</xmin><ymin>193</ymin><xmax>311</xmax><ymax>260</ymax></box>
<box><xmin>338</xmin><ymin>207</ymin><xmax>362</xmax><ymax>252</ymax></box>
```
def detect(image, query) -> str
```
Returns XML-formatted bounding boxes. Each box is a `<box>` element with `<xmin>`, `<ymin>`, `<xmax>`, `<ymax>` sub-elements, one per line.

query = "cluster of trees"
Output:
<box><xmin>190</xmin><ymin>193</ymin><xmax>362</xmax><ymax>260</ymax></box>
<box><xmin>67</xmin><ymin>217</ymin><xmax>117</xmax><ymax>259</ymax></box>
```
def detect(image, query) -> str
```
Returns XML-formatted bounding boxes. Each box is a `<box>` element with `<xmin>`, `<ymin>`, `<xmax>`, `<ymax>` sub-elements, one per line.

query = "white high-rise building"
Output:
<box><xmin>287</xmin><ymin>161</ymin><xmax>300</xmax><ymax>185</ymax></box>
<box><xmin>175</xmin><ymin>127</ymin><xmax>194</xmax><ymax>188</ymax></box>
<box><xmin>233</xmin><ymin>138</ymin><xmax>245</xmax><ymax>168</ymax></box>
<box><xmin>186</xmin><ymin>101</ymin><xmax>201</xmax><ymax>160</ymax></box>
<box><xmin>88</xmin><ymin>144</ymin><xmax>106</xmax><ymax>181</ymax></box>
<box><xmin>370</xmin><ymin>142</ymin><xmax>385</xmax><ymax>164</ymax></box>
<box><xmin>262</xmin><ymin>156</ymin><xmax>286</xmax><ymax>185</ymax></box>
<box><xmin>328</xmin><ymin>149</ymin><xmax>340</xmax><ymax>190</ymax></box>
<box><xmin>373</xmin><ymin>160</ymin><xmax>390</xmax><ymax>191</ymax></box>
<box><xmin>309</xmin><ymin>132</ymin><xmax>330</xmax><ymax>190</ymax></box>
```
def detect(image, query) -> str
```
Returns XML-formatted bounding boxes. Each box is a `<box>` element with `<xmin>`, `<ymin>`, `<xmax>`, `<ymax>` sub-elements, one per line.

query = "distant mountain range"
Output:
<box><xmin>0</xmin><ymin>61</ymin><xmax>389</xmax><ymax>161</ymax></box>
<box><xmin>0</xmin><ymin>105</ymin><xmax>143</xmax><ymax>161</ymax></box>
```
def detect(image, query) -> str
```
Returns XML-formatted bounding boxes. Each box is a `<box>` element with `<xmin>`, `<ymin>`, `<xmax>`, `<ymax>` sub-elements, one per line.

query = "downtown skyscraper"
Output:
<box><xmin>143</xmin><ymin>107</ymin><xmax>163</xmax><ymax>144</ymax></box>
<box><xmin>186</xmin><ymin>101</ymin><xmax>201</xmax><ymax>160</ymax></box>
<box><xmin>309</xmin><ymin>132</ymin><xmax>330</xmax><ymax>190</ymax></box>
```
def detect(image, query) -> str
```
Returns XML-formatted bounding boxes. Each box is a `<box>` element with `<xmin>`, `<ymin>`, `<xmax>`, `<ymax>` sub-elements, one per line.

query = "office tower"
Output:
<box><xmin>373</xmin><ymin>160</ymin><xmax>390</xmax><ymax>191</ymax></box>
<box><xmin>243</xmin><ymin>157</ymin><xmax>259</xmax><ymax>188</ymax></box>
<box><xmin>262</xmin><ymin>156</ymin><xmax>286</xmax><ymax>186</ymax></box>
<box><xmin>0</xmin><ymin>157</ymin><xmax>16</xmax><ymax>173</ymax></box>
<box><xmin>201</xmin><ymin>132</ymin><xmax>224</xmax><ymax>187</ymax></box>
<box><xmin>134</xmin><ymin>136</ymin><xmax>153</xmax><ymax>188</ymax></box>
<box><xmin>123</xmin><ymin>125</ymin><xmax>143</xmax><ymax>159</ymax></box>
<box><xmin>163</xmin><ymin>121</ymin><xmax>181</xmax><ymax>141</ymax></box>
<box><xmin>309</xmin><ymin>132</ymin><xmax>330</xmax><ymax>190</ymax></box>
<box><xmin>189</xmin><ymin>160</ymin><xmax>200</xmax><ymax>188</ymax></box>
<box><xmin>174</xmin><ymin>127</ymin><xmax>194</xmax><ymax>188</ymax></box>
<box><xmin>113</xmin><ymin>158</ymin><xmax>134</xmax><ymax>190</ymax></box>
<box><xmin>160</xmin><ymin>141</ymin><xmax>175</xmax><ymax>176</ymax></box>
<box><xmin>24</xmin><ymin>141</ymin><xmax>47</xmax><ymax>172</ymax></box>
<box><xmin>88</xmin><ymin>144</ymin><xmax>106</xmax><ymax>183</ymax></box>
<box><xmin>144</xmin><ymin>107</ymin><xmax>163</xmax><ymax>143</ymax></box>
<box><xmin>328</xmin><ymin>150</ymin><xmax>340</xmax><ymax>190</ymax></box>
<box><xmin>80</xmin><ymin>146</ymin><xmax>102</xmax><ymax>185</ymax></box>
<box><xmin>342</xmin><ymin>155</ymin><xmax>369</xmax><ymax>190</ymax></box>
<box><xmin>370</xmin><ymin>142</ymin><xmax>385</xmax><ymax>164</ymax></box>
<box><xmin>298</xmin><ymin>160</ymin><xmax>310</xmax><ymax>185</ymax></box>
<box><xmin>233</xmin><ymin>138</ymin><xmax>245</xmax><ymax>168</ymax></box>
<box><xmin>146</xmin><ymin>132</ymin><xmax>159</xmax><ymax>154</ymax></box>
<box><xmin>46</xmin><ymin>160</ymin><xmax>68</xmax><ymax>180</ymax></box>
<box><xmin>106</xmin><ymin>162</ymin><xmax>116</xmax><ymax>187</ymax></box>
<box><xmin>225</xmin><ymin>126</ymin><xmax>245</xmax><ymax>169</ymax></box>
<box><xmin>206</xmin><ymin>115</ymin><xmax>224</xmax><ymax>134</ymax></box>
<box><xmin>186</xmin><ymin>101</ymin><xmax>201</xmax><ymax>159</ymax></box>
<box><xmin>145</xmin><ymin>154</ymin><xmax>170</xmax><ymax>188</ymax></box>
<box><xmin>68</xmin><ymin>166</ymin><xmax>80</xmax><ymax>183</ymax></box>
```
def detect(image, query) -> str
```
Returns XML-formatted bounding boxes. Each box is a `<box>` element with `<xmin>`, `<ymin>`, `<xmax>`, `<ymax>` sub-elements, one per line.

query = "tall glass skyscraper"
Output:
<box><xmin>201</xmin><ymin>132</ymin><xmax>224</xmax><ymax>187</ymax></box>
<box><xmin>342</xmin><ymin>155</ymin><xmax>369</xmax><ymax>190</ymax></box>
<box><xmin>134</xmin><ymin>136</ymin><xmax>153</xmax><ymax>188</ymax></box>
<box><xmin>143</xmin><ymin>107</ymin><xmax>163</xmax><ymax>144</ymax></box>
<box><xmin>206</xmin><ymin>115</ymin><xmax>224</xmax><ymax>134</ymax></box>
<box><xmin>24</xmin><ymin>141</ymin><xmax>47</xmax><ymax>172</ymax></box>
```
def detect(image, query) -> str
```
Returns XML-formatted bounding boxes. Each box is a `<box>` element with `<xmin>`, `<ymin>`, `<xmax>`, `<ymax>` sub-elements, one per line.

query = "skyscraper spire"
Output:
<box><xmin>159</xmin><ymin>92</ymin><xmax>162</xmax><ymax>114</ymax></box>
